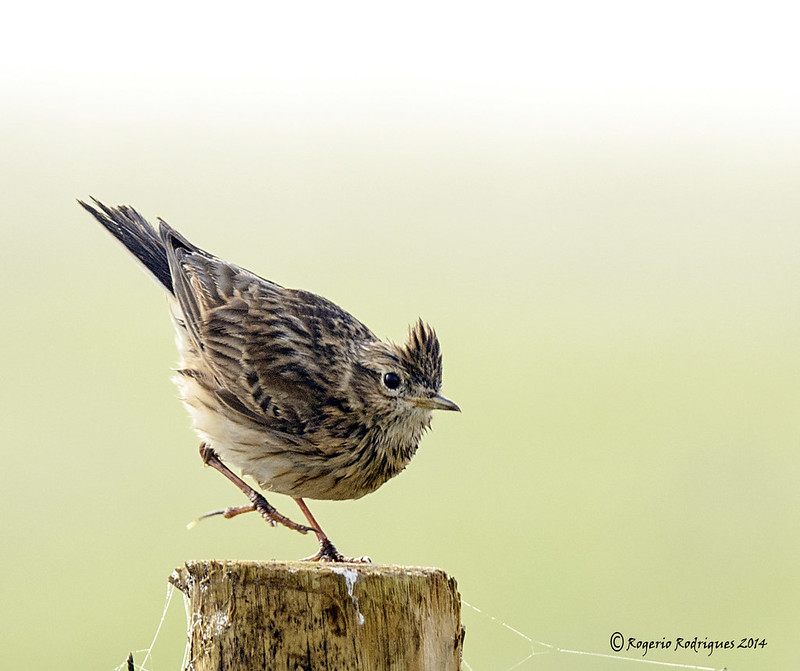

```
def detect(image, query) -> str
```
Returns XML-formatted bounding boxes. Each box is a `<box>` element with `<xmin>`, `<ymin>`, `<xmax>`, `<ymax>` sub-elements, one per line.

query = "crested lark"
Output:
<box><xmin>80</xmin><ymin>199</ymin><xmax>459</xmax><ymax>562</ymax></box>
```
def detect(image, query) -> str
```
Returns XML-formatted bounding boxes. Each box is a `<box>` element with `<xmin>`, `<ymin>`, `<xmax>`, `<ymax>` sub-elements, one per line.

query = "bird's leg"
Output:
<box><xmin>294</xmin><ymin>498</ymin><xmax>371</xmax><ymax>563</ymax></box>
<box><xmin>197</xmin><ymin>443</ymin><xmax>312</xmax><ymax>534</ymax></box>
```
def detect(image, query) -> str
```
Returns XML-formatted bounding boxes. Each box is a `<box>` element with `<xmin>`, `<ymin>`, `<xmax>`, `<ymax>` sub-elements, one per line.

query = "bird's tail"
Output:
<box><xmin>79</xmin><ymin>198</ymin><xmax>174</xmax><ymax>292</ymax></box>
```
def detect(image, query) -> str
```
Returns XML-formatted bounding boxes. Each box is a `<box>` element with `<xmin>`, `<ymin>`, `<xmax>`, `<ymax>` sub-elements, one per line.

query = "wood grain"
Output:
<box><xmin>170</xmin><ymin>560</ymin><xmax>464</xmax><ymax>670</ymax></box>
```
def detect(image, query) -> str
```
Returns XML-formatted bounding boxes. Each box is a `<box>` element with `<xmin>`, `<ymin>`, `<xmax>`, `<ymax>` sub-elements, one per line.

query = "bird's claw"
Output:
<box><xmin>302</xmin><ymin>538</ymin><xmax>372</xmax><ymax>563</ymax></box>
<box><xmin>249</xmin><ymin>491</ymin><xmax>313</xmax><ymax>534</ymax></box>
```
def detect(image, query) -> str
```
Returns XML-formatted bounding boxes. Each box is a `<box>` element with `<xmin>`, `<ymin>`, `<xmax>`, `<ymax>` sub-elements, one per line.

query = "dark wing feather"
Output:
<box><xmin>159</xmin><ymin>219</ymin><xmax>213</xmax><ymax>346</ymax></box>
<box><xmin>165</xmin><ymin>237</ymin><xmax>376</xmax><ymax>436</ymax></box>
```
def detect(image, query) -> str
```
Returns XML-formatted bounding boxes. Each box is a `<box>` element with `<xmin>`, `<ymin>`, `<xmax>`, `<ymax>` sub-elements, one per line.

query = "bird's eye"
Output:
<box><xmin>383</xmin><ymin>372</ymin><xmax>401</xmax><ymax>390</ymax></box>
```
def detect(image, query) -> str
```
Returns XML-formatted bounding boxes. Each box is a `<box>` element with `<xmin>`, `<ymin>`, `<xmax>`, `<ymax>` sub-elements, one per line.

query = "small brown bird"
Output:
<box><xmin>80</xmin><ymin>199</ymin><xmax>459</xmax><ymax>562</ymax></box>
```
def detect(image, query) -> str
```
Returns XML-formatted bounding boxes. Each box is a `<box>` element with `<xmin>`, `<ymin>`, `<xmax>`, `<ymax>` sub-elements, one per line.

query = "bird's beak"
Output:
<box><xmin>408</xmin><ymin>393</ymin><xmax>461</xmax><ymax>412</ymax></box>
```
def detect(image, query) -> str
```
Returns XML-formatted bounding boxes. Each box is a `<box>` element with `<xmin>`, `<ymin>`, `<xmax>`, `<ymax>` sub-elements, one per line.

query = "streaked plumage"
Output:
<box><xmin>80</xmin><ymin>198</ymin><xmax>458</xmax><ymax>561</ymax></box>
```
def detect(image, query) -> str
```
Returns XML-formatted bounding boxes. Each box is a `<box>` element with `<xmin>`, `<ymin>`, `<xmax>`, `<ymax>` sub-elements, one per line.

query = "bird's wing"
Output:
<box><xmin>161</xmin><ymin>223</ymin><xmax>375</xmax><ymax>437</ymax></box>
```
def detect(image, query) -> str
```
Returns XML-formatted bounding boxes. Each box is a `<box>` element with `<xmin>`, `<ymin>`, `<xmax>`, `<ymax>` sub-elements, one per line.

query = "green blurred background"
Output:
<box><xmin>2</xmin><ymin>3</ymin><xmax>799</xmax><ymax>670</ymax></box>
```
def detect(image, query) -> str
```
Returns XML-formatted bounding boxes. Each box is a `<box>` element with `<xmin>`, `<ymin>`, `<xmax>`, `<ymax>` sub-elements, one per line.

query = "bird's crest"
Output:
<box><xmin>399</xmin><ymin>319</ymin><xmax>443</xmax><ymax>390</ymax></box>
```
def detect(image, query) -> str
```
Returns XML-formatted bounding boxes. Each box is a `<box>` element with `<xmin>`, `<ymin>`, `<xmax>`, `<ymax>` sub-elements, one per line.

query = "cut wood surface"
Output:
<box><xmin>170</xmin><ymin>560</ymin><xmax>464</xmax><ymax>671</ymax></box>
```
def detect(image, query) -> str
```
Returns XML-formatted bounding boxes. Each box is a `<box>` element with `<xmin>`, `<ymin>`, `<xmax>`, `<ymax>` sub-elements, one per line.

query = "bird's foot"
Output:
<box><xmin>187</xmin><ymin>501</ymin><xmax>312</xmax><ymax>534</ymax></box>
<box><xmin>196</xmin><ymin>443</ymin><xmax>312</xmax><ymax>534</ymax></box>
<box><xmin>186</xmin><ymin>504</ymin><xmax>253</xmax><ymax>529</ymax></box>
<box><xmin>302</xmin><ymin>538</ymin><xmax>372</xmax><ymax>563</ymax></box>
<box><xmin>248</xmin><ymin>490</ymin><xmax>313</xmax><ymax>534</ymax></box>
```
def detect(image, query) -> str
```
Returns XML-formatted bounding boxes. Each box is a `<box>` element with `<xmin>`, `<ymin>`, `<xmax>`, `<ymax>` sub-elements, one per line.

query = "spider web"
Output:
<box><xmin>114</xmin><ymin>584</ymin><xmax>190</xmax><ymax>671</ymax></box>
<box><xmin>459</xmin><ymin>600</ymin><xmax>727</xmax><ymax>671</ymax></box>
<box><xmin>115</xmin><ymin>587</ymin><xmax>727</xmax><ymax>671</ymax></box>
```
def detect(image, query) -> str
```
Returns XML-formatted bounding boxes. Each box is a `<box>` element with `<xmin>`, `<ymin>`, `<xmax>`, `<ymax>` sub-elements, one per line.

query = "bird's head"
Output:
<box><xmin>353</xmin><ymin>320</ymin><xmax>460</xmax><ymax>429</ymax></box>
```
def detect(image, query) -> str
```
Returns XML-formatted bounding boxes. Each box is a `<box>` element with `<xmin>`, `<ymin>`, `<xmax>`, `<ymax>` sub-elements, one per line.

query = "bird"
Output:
<box><xmin>79</xmin><ymin>198</ymin><xmax>459</xmax><ymax>562</ymax></box>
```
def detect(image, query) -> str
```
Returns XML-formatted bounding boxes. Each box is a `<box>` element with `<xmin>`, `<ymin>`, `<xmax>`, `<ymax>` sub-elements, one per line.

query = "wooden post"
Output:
<box><xmin>169</xmin><ymin>560</ymin><xmax>465</xmax><ymax>671</ymax></box>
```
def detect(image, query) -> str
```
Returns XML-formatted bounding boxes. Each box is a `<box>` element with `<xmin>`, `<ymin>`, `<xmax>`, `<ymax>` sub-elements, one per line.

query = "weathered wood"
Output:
<box><xmin>170</xmin><ymin>560</ymin><xmax>464</xmax><ymax>671</ymax></box>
